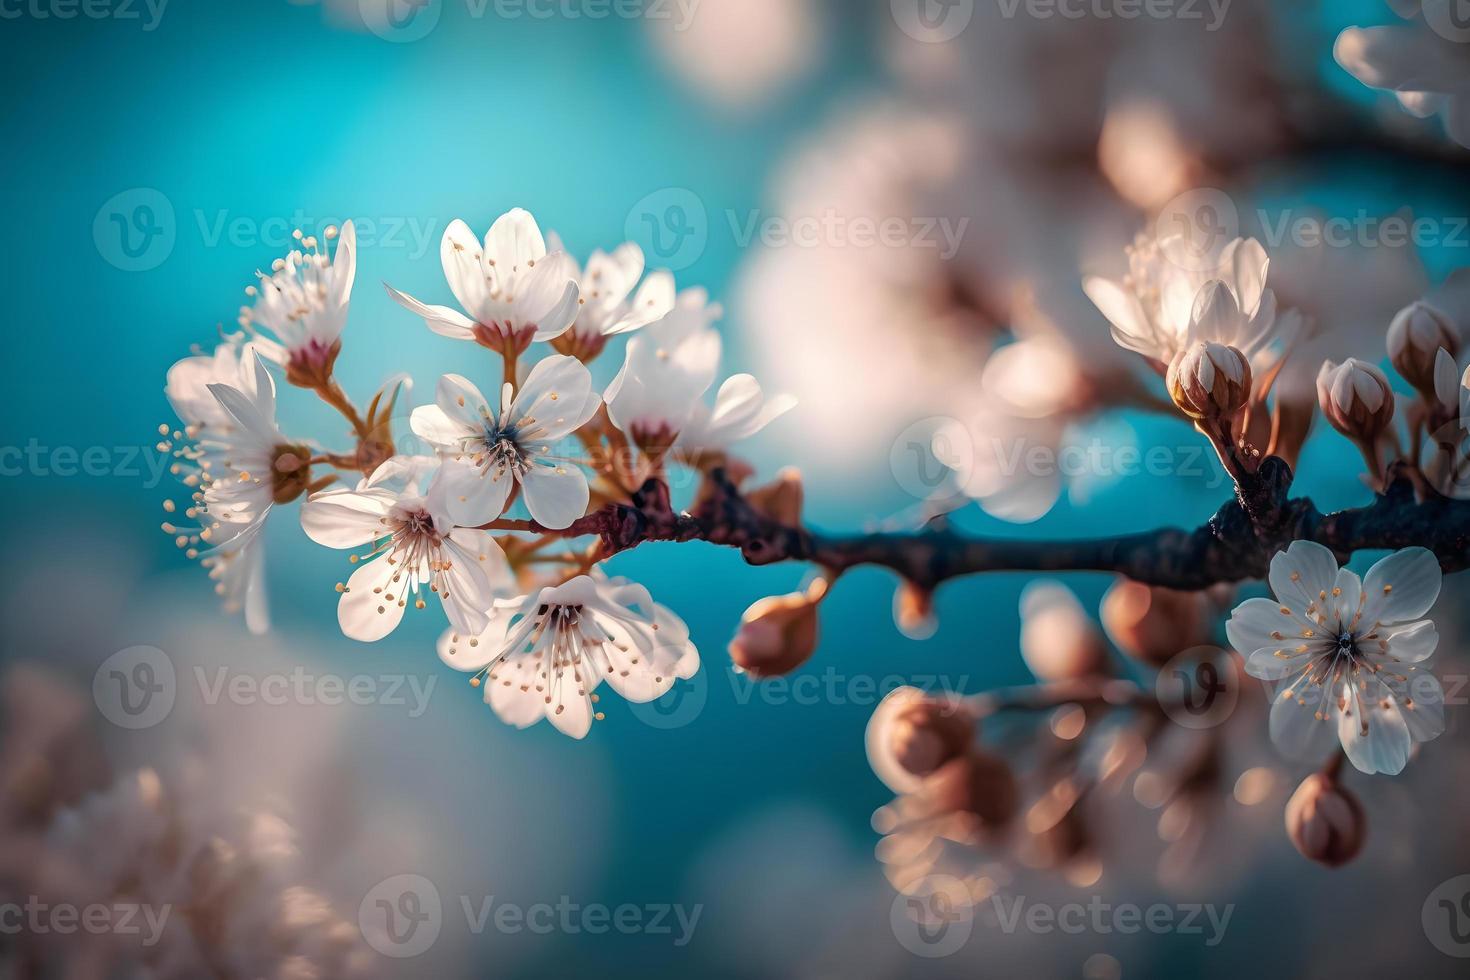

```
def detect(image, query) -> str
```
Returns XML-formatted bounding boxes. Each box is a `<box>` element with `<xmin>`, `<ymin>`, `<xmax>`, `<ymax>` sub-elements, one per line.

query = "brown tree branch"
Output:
<box><xmin>484</xmin><ymin>458</ymin><xmax>1470</xmax><ymax>592</ymax></box>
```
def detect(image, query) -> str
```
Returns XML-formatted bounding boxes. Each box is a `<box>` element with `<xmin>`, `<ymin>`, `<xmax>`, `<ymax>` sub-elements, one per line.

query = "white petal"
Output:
<box><xmin>439</xmin><ymin>461</ymin><xmax>512</xmax><ymax>527</ymax></box>
<box><xmin>521</xmin><ymin>464</ymin><xmax>590</xmax><ymax>530</ymax></box>
<box><xmin>1268</xmin><ymin>670</ymin><xmax>1341</xmax><ymax>762</ymax></box>
<box><xmin>519</xmin><ymin>255</ymin><xmax>581</xmax><ymax>341</ymax></box>
<box><xmin>436</xmin><ymin>608</ymin><xmax>515</xmax><ymax>673</ymax></box>
<box><xmin>411</xmin><ymin>405</ymin><xmax>470</xmax><ymax>449</ymax></box>
<box><xmin>485</xmin><ymin>208</ymin><xmax>547</xmax><ymax>268</ymax></box>
<box><xmin>1268</xmin><ymin>540</ymin><xmax>1341</xmax><ymax>614</ymax></box>
<box><xmin>1378</xmin><ymin>619</ymin><xmax>1439</xmax><ymax>663</ymax></box>
<box><xmin>435</xmin><ymin>373</ymin><xmax>493</xmax><ymax>430</ymax></box>
<box><xmin>300</xmin><ymin>489</ymin><xmax>394</xmax><ymax>548</ymax></box>
<box><xmin>338</xmin><ymin>556</ymin><xmax>407</xmax><ymax>643</ymax></box>
<box><xmin>1338</xmin><ymin>677</ymin><xmax>1412</xmax><ymax>775</ymax></box>
<box><xmin>513</xmin><ymin>355</ymin><xmax>594</xmax><ymax>440</ymax></box>
<box><xmin>385</xmin><ymin>284</ymin><xmax>477</xmax><ymax>339</ymax></box>
<box><xmin>440</xmin><ymin>219</ymin><xmax>492</xmax><ymax>323</ymax></box>
<box><xmin>330</xmin><ymin>219</ymin><xmax>358</xmax><ymax>310</ymax></box>
<box><xmin>1083</xmin><ymin>276</ymin><xmax>1157</xmax><ymax>356</ymax></box>
<box><xmin>1361</xmin><ymin>547</ymin><xmax>1442</xmax><ymax>624</ymax></box>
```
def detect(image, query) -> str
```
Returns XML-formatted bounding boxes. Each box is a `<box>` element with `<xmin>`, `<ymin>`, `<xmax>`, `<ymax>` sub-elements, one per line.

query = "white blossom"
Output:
<box><xmin>1227</xmin><ymin>541</ymin><xmax>1445</xmax><ymax>775</ymax></box>
<box><xmin>438</xmin><ymin>575</ymin><xmax>699</xmax><ymax>739</ymax></box>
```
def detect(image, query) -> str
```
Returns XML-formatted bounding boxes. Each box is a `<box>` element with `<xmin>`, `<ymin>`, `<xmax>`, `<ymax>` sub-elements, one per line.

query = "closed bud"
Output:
<box><xmin>728</xmin><ymin>578</ymin><xmax>827</xmax><ymax>678</ymax></box>
<box><xmin>1166</xmin><ymin>341</ymin><xmax>1252</xmax><ymax>420</ymax></box>
<box><xmin>1285</xmin><ymin>772</ymin><xmax>1366</xmax><ymax>868</ymax></box>
<box><xmin>1019</xmin><ymin>582</ymin><xmax>1109</xmax><ymax>682</ymax></box>
<box><xmin>1388</xmin><ymin>300</ymin><xmax>1459</xmax><ymax>399</ymax></box>
<box><xmin>918</xmin><ymin>752</ymin><xmax>1019</xmax><ymax>828</ymax></box>
<box><xmin>893</xmin><ymin>581</ymin><xmax>937</xmax><ymax>640</ymax></box>
<box><xmin>1317</xmin><ymin>358</ymin><xmax>1396</xmax><ymax>441</ymax></box>
<box><xmin>1100</xmin><ymin>579</ymin><xmax>1210</xmax><ymax>668</ymax></box>
<box><xmin>745</xmin><ymin>467</ymin><xmax>804</xmax><ymax>526</ymax></box>
<box><xmin>866</xmin><ymin>686</ymin><xmax>976</xmax><ymax>794</ymax></box>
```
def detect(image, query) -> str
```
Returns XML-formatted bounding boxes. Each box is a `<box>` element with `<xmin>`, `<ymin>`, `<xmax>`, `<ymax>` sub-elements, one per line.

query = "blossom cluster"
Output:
<box><xmin>162</xmin><ymin>208</ymin><xmax>792</xmax><ymax>738</ymax></box>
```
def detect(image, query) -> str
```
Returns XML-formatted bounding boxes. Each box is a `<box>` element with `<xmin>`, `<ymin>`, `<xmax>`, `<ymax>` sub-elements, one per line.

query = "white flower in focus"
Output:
<box><xmin>437</xmin><ymin>575</ymin><xmax>700</xmax><ymax>739</ymax></box>
<box><xmin>1084</xmin><ymin>235</ymin><xmax>1285</xmax><ymax>369</ymax></box>
<box><xmin>548</xmin><ymin>237</ymin><xmax>676</xmax><ymax>361</ymax></box>
<box><xmin>165</xmin><ymin>353</ymin><xmax>297</xmax><ymax>635</ymax></box>
<box><xmin>1336</xmin><ymin>2</ymin><xmax>1470</xmax><ymax>148</ymax></box>
<box><xmin>240</xmin><ymin>221</ymin><xmax>356</xmax><ymax>384</ymax></box>
<box><xmin>385</xmin><ymin>209</ymin><xmax>580</xmax><ymax>355</ymax></box>
<box><xmin>677</xmin><ymin>374</ymin><xmax>797</xmax><ymax>455</ymax></box>
<box><xmin>301</xmin><ymin>456</ymin><xmax>510</xmax><ymax>642</ymax></box>
<box><xmin>604</xmin><ymin>290</ymin><xmax>724</xmax><ymax>448</ymax></box>
<box><xmin>410</xmin><ymin>356</ymin><xmax>602</xmax><ymax>529</ymax></box>
<box><xmin>1226</xmin><ymin>541</ymin><xmax>1445</xmax><ymax>775</ymax></box>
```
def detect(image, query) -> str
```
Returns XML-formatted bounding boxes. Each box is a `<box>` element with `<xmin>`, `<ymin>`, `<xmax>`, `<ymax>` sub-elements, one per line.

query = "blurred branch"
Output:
<box><xmin>498</xmin><ymin>459</ymin><xmax>1469</xmax><ymax>591</ymax></box>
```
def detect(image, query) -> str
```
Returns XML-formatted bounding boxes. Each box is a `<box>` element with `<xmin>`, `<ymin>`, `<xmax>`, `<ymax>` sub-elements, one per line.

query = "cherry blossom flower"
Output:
<box><xmin>437</xmin><ymin>575</ymin><xmax>699</xmax><ymax>739</ymax></box>
<box><xmin>410</xmin><ymin>356</ymin><xmax>602</xmax><ymax>529</ymax></box>
<box><xmin>163</xmin><ymin>352</ymin><xmax>298</xmax><ymax>634</ymax></box>
<box><xmin>1226</xmin><ymin>541</ymin><xmax>1445</xmax><ymax>776</ymax></box>
<box><xmin>677</xmin><ymin>374</ymin><xmax>797</xmax><ymax>455</ymax></box>
<box><xmin>301</xmin><ymin>456</ymin><xmax>509</xmax><ymax>642</ymax></box>
<box><xmin>547</xmin><ymin>237</ymin><xmax>676</xmax><ymax>361</ymax></box>
<box><xmin>240</xmin><ymin>221</ymin><xmax>357</xmax><ymax>386</ymax></box>
<box><xmin>385</xmin><ymin>209</ymin><xmax>580</xmax><ymax>356</ymax></box>
<box><xmin>1084</xmin><ymin>235</ymin><xmax>1286</xmax><ymax>370</ymax></box>
<box><xmin>604</xmin><ymin>289</ymin><xmax>724</xmax><ymax>449</ymax></box>
<box><xmin>1336</xmin><ymin>1</ymin><xmax>1470</xmax><ymax>148</ymax></box>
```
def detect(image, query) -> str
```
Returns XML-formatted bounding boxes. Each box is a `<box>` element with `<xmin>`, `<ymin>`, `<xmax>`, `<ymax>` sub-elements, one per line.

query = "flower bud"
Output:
<box><xmin>866</xmin><ymin>686</ymin><xmax>975</xmax><ymax>794</ymax></box>
<box><xmin>1166</xmin><ymin>341</ymin><xmax>1252</xmax><ymax>420</ymax></box>
<box><xmin>918</xmin><ymin>752</ymin><xmax>1019</xmax><ymax>828</ymax></box>
<box><xmin>1285</xmin><ymin>772</ymin><xmax>1366</xmax><ymax>868</ymax></box>
<box><xmin>745</xmin><ymin>467</ymin><xmax>804</xmax><ymax>527</ymax></box>
<box><xmin>887</xmin><ymin>700</ymin><xmax>973</xmax><ymax>780</ymax></box>
<box><xmin>1317</xmin><ymin>358</ymin><xmax>1396</xmax><ymax>441</ymax></box>
<box><xmin>1388</xmin><ymin>300</ymin><xmax>1459</xmax><ymax>399</ymax></box>
<box><xmin>728</xmin><ymin>578</ymin><xmax>827</xmax><ymax>678</ymax></box>
<box><xmin>1019</xmin><ymin>582</ymin><xmax>1109</xmax><ymax>682</ymax></box>
<box><xmin>1100</xmin><ymin>580</ymin><xmax>1210</xmax><ymax>669</ymax></box>
<box><xmin>893</xmin><ymin>581</ymin><xmax>937</xmax><ymax>640</ymax></box>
